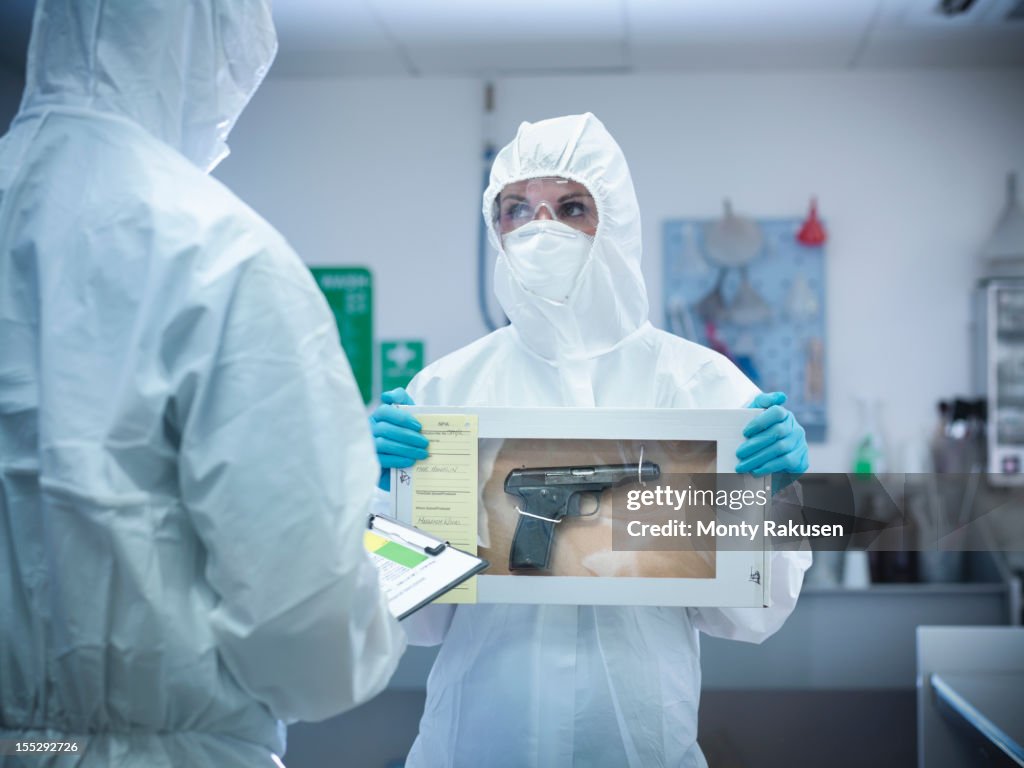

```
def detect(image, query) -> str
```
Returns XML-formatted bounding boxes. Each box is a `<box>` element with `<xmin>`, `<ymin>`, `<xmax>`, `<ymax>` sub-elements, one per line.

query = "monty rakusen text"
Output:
<box><xmin>623</xmin><ymin>484</ymin><xmax>844</xmax><ymax>541</ymax></box>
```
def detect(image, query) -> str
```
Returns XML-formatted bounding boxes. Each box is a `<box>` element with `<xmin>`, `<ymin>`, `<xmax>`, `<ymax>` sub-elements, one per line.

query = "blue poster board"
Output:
<box><xmin>663</xmin><ymin>218</ymin><xmax>827</xmax><ymax>441</ymax></box>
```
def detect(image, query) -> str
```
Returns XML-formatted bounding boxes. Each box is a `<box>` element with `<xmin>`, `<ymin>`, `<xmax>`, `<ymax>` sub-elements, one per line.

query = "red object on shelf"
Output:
<box><xmin>704</xmin><ymin>321</ymin><xmax>731</xmax><ymax>358</ymax></box>
<box><xmin>797</xmin><ymin>197</ymin><xmax>827</xmax><ymax>247</ymax></box>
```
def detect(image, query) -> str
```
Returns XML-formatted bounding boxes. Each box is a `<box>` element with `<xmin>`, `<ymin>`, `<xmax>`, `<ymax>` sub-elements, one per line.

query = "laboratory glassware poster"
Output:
<box><xmin>663</xmin><ymin>218</ymin><xmax>827</xmax><ymax>441</ymax></box>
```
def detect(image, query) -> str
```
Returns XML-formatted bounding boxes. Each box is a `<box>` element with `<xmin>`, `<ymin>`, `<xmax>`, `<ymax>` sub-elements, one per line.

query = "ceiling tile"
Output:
<box><xmin>369</xmin><ymin>0</ymin><xmax>626</xmax><ymax>44</ymax></box>
<box><xmin>863</xmin><ymin>0</ymin><xmax>1024</xmax><ymax>67</ymax></box>
<box><xmin>626</xmin><ymin>0</ymin><xmax>874</xmax><ymax>71</ymax></box>
<box><xmin>629</xmin><ymin>39</ymin><xmax>862</xmax><ymax>71</ymax></box>
<box><xmin>874</xmin><ymin>0</ymin><xmax>1024</xmax><ymax>27</ymax></box>
<box><xmin>273</xmin><ymin>0</ymin><xmax>385</xmax><ymax>47</ymax></box>
<box><xmin>2</xmin><ymin>0</ymin><xmax>1022</xmax><ymax>79</ymax></box>
<box><xmin>404</xmin><ymin>40</ymin><xmax>628</xmax><ymax>76</ymax></box>
<box><xmin>856</xmin><ymin>28</ymin><xmax>1024</xmax><ymax>67</ymax></box>
<box><xmin>626</xmin><ymin>0</ymin><xmax>878</xmax><ymax>40</ymax></box>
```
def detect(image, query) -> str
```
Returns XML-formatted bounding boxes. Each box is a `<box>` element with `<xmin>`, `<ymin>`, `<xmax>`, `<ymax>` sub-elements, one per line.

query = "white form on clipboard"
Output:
<box><xmin>365</xmin><ymin>514</ymin><xmax>488</xmax><ymax>620</ymax></box>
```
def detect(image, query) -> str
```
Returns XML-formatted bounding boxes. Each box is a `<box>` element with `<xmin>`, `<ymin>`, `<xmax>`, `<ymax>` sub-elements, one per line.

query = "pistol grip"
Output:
<box><xmin>509</xmin><ymin>514</ymin><xmax>557</xmax><ymax>572</ymax></box>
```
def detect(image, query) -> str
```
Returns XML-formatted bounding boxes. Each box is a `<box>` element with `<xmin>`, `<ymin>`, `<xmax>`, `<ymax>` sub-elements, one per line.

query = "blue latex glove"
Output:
<box><xmin>369</xmin><ymin>387</ymin><xmax>429</xmax><ymax>491</ymax></box>
<box><xmin>736</xmin><ymin>392</ymin><xmax>809</xmax><ymax>481</ymax></box>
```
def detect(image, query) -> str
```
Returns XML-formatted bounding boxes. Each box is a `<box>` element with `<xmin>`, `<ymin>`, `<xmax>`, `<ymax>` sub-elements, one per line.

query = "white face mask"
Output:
<box><xmin>502</xmin><ymin>220</ymin><xmax>594</xmax><ymax>303</ymax></box>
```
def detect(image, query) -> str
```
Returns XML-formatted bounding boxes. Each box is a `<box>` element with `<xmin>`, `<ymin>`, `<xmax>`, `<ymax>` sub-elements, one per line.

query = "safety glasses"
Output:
<box><xmin>494</xmin><ymin>176</ymin><xmax>599</xmax><ymax>236</ymax></box>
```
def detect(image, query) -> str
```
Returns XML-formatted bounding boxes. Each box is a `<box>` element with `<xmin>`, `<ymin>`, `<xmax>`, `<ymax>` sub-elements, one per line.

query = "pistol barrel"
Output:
<box><xmin>505</xmin><ymin>461</ymin><xmax>660</xmax><ymax>491</ymax></box>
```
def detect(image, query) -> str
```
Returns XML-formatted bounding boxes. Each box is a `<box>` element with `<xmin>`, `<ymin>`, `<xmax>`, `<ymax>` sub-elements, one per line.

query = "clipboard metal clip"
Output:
<box><xmin>371</xmin><ymin>514</ymin><xmax>447</xmax><ymax>556</ymax></box>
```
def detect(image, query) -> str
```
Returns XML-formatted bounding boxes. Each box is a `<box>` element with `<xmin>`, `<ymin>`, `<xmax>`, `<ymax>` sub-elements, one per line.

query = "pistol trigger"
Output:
<box><xmin>567</xmin><ymin>492</ymin><xmax>580</xmax><ymax>518</ymax></box>
<box><xmin>573</xmin><ymin>491</ymin><xmax>600</xmax><ymax>519</ymax></box>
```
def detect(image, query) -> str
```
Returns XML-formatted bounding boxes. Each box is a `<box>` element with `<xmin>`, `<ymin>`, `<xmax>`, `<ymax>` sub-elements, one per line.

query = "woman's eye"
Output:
<box><xmin>560</xmin><ymin>201</ymin><xmax>587</xmax><ymax>218</ymax></box>
<box><xmin>506</xmin><ymin>203</ymin><xmax>531</xmax><ymax>220</ymax></box>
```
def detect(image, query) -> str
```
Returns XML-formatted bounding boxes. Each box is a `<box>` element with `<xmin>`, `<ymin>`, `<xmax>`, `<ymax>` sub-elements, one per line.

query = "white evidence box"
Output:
<box><xmin>390</xmin><ymin>407</ymin><xmax>772</xmax><ymax>608</ymax></box>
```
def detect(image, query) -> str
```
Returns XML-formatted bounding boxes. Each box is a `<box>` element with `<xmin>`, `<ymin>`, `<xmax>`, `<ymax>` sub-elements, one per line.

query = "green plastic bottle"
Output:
<box><xmin>853</xmin><ymin>398</ymin><xmax>886</xmax><ymax>474</ymax></box>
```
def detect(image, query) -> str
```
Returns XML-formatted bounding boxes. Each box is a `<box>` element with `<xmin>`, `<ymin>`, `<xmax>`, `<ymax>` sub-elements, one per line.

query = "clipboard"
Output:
<box><xmin>365</xmin><ymin>514</ymin><xmax>489</xmax><ymax>621</ymax></box>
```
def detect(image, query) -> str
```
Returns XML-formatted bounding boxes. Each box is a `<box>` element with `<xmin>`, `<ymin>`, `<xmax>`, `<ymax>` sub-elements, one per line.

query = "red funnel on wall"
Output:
<box><xmin>797</xmin><ymin>198</ymin><xmax>827</xmax><ymax>247</ymax></box>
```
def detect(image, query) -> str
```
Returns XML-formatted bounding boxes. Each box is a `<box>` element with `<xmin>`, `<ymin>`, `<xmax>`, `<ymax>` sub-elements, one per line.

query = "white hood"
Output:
<box><xmin>484</xmin><ymin>113</ymin><xmax>649</xmax><ymax>362</ymax></box>
<box><xmin>20</xmin><ymin>0</ymin><xmax>277</xmax><ymax>171</ymax></box>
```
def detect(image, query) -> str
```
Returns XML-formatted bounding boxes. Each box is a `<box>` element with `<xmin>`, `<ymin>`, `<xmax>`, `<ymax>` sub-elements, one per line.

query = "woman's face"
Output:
<box><xmin>496</xmin><ymin>177</ymin><xmax>598</xmax><ymax>237</ymax></box>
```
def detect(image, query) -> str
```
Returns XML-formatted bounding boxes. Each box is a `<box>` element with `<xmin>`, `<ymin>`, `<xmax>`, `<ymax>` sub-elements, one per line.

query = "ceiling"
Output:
<box><xmin>1</xmin><ymin>0</ymin><xmax>1023</xmax><ymax>78</ymax></box>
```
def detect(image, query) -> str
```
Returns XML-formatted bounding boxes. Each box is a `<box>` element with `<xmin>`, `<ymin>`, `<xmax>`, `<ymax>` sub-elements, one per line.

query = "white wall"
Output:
<box><xmin>2</xmin><ymin>66</ymin><xmax>1020</xmax><ymax>473</ymax></box>
<box><xmin>0</xmin><ymin>37</ymin><xmax>1019</xmax><ymax>476</ymax></box>
<box><xmin>219</xmin><ymin>69</ymin><xmax>1024</xmax><ymax>471</ymax></box>
<box><xmin>217</xmin><ymin>77</ymin><xmax>487</xmax><ymax>361</ymax></box>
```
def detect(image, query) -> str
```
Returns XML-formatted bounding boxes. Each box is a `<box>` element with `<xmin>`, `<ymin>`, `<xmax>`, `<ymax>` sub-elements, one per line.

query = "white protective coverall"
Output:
<box><xmin>401</xmin><ymin>113</ymin><xmax>811</xmax><ymax>768</ymax></box>
<box><xmin>0</xmin><ymin>2</ymin><xmax>404</xmax><ymax>766</ymax></box>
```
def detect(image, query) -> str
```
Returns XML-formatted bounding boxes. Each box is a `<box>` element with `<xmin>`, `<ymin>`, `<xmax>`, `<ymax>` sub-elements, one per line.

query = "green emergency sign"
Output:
<box><xmin>310</xmin><ymin>267</ymin><xmax>373</xmax><ymax>404</ymax></box>
<box><xmin>380</xmin><ymin>340</ymin><xmax>424</xmax><ymax>392</ymax></box>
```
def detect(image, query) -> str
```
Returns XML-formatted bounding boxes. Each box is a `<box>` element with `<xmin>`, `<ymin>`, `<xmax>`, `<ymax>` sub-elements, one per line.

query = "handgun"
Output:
<box><xmin>504</xmin><ymin>461</ymin><xmax>661</xmax><ymax>572</ymax></box>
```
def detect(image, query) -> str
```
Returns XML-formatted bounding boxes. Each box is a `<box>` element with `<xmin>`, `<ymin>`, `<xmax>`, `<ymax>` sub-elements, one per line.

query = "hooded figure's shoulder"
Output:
<box><xmin>149</xmin><ymin>148</ymin><xmax>294</xmax><ymax>274</ymax></box>
<box><xmin>644</xmin><ymin>325</ymin><xmax>726</xmax><ymax>367</ymax></box>
<box><xmin>36</xmin><ymin>111</ymin><xmax>295</xmax><ymax>278</ymax></box>
<box><xmin>3</xmin><ymin>111</ymin><xmax>317</xmax><ymax>369</ymax></box>
<box><xmin>640</xmin><ymin>325</ymin><xmax>760</xmax><ymax>408</ymax></box>
<box><xmin>408</xmin><ymin>327</ymin><xmax>524</xmax><ymax>405</ymax></box>
<box><xmin>15</xmin><ymin>111</ymin><xmax>279</xmax><ymax>246</ymax></box>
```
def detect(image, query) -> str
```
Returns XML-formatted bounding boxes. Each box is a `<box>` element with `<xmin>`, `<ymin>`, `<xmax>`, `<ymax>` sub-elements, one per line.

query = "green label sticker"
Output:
<box><xmin>380</xmin><ymin>340</ymin><xmax>424</xmax><ymax>393</ymax></box>
<box><xmin>311</xmin><ymin>267</ymin><xmax>373</xmax><ymax>404</ymax></box>
<box><xmin>376</xmin><ymin>540</ymin><xmax>427</xmax><ymax>568</ymax></box>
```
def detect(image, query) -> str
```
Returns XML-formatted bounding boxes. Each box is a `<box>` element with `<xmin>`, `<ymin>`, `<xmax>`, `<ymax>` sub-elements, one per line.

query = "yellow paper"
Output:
<box><xmin>412</xmin><ymin>414</ymin><xmax>479</xmax><ymax>602</ymax></box>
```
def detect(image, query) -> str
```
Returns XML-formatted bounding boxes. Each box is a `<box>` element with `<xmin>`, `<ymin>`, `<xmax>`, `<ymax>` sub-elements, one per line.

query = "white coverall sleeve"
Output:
<box><xmin>176</xmin><ymin>252</ymin><xmax>405</xmax><ymax>722</ymax></box>
<box><xmin>689</xmin><ymin>483</ymin><xmax>812</xmax><ymax>643</ymax></box>
<box><xmin>399</xmin><ymin>605</ymin><xmax>457</xmax><ymax>647</ymax></box>
<box><xmin>689</xmin><ymin>549</ymin><xmax>812</xmax><ymax>643</ymax></box>
<box><xmin>681</xmin><ymin>365</ymin><xmax>812</xmax><ymax>644</ymax></box>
